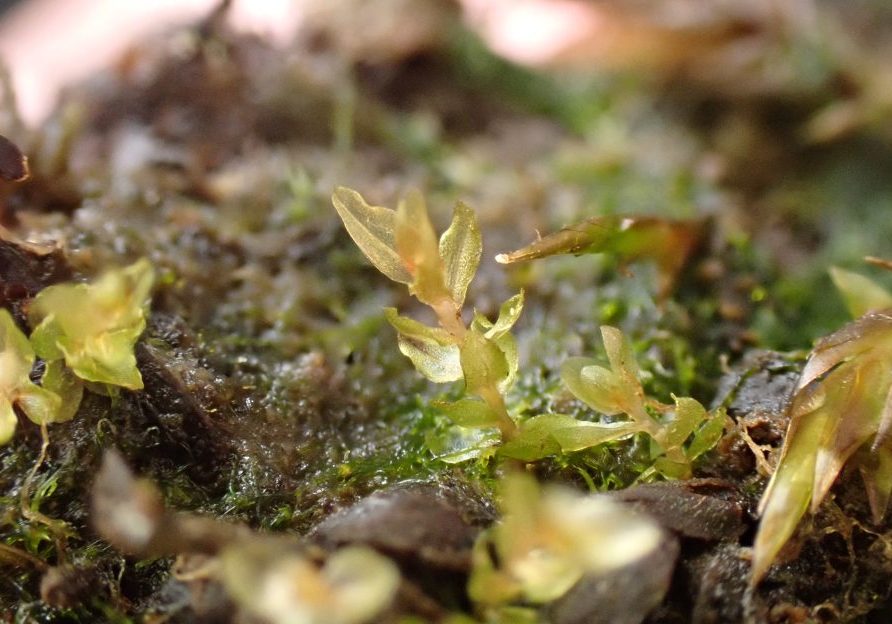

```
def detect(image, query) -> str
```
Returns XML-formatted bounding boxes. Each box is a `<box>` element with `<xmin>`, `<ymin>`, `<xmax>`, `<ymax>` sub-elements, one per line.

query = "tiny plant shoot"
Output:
<box><xmin>752</xmin><ymin>264</ymin><xmax>892</xmax><ymax>584</ymax></box>
<box><xmin>332</xmin><ymin>187</ymin><xmax>523</xmax><ymax>440</ymax></box>
<box><xmin>499</xmin><ymin>326</ymin><xmax>724</xmax><ymax>475</ymax></box>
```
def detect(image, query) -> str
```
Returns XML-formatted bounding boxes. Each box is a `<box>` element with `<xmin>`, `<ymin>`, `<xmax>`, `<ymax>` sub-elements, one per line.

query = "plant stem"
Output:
<box><xmin>431</xmin><ymin>296</ymin><xmax>518</xmax><ymax>440</ymax></box>
<box><xmin>478</xmin><ymin>385</ymin><xmax>518</xmax><ymax>441</ymax></box>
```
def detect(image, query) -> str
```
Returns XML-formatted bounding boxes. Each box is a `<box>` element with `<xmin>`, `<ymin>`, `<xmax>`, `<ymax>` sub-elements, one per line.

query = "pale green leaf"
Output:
<box><xmin>385</xmin><ymin>308</ymin><xmax>462</xmax><ymax>383</ymax></box>
<box><xmin>486</xmin><ymin>291</ymin><xmax>525</xmax><ymax>340</ymax></box>
<box><xmin>331</xmin><ymin>186</ymin><xmax>411</xmax><ymax>284</ymax></box>
<box><xmin>0</xmin><ymin>309</ymin><xmax>63</xmax><ymax>437</ymax></box>
<box><xmin>0</xmin><ymin>399</ymin><xmax>16</xmax><ymax>445</ymax></box>
<box><xmin>601</xmin><ymin>325</ymin><xmax>640</xmax><ymax>380</ymax></box>
<box><xmin>460</xmin><ymin>330</ymin><xmax>509</xmax><ymax>396</ymax></box>
<box><xmin>499</xmin><ymin>414</ymin><xmax>638</xmax><ymax>460</ymax></box>
<box><xmin>687</xmin><ymin>409</ymin><xmax>726</xmax><ymax>460</ymax></box>
<box><xmin>492</xmin><ymin>331</ymin><xmax>520</xmax><ymax>392</ymax></box>
<box><xmin>426</xmin><ymin>425</ymin><xmax>499</xmax><ymax>463</ymax></box>
<box><xmin>653</xmin><ymin>457</ymin><xmax>691</xmax><ymax>479</ymax></box>
<box><xmin>433</xmin><ymin>397</ymin><xmax>500</xmax><ymax>428</ymax></box>
<box><xmin>498</xmin><ymin>416</ymin><xmax>565</xmax><ymax>461</ymax></box>
<box><xmin>28</xmin><ymin>259</ymin><xmax>154</xmax><ymax>390</ymax></box>
<box><xmin>396</xmin><ymin>334</ymin><xmax>462</xmax><ymax>383</ymax></box>
<box><xmin>15</xmin><ymin>384</ymin><xmax>62</xmax><ymax>427</ymax></box>
<box><xmin>383</xmin><ymin>308</ymin><xmax>453</xmax><ymax>345</ymax></box>
<box><xmin>830</xmin><ymin>266</ymin><xmax>892</xmax><ymax>319</ymax></box>
<box><xmin>550</xmin><ymin>419</ymin><xmax>639</xmax><ymax>452</ymax></box>
<box><xmin>439</xmin><ymin>200</ymin><xmax>481</xmax><ymax>307</ymax></box>
<box><xmin>561</xmin><ymin>358</ymin><xmax>624</xmax><ymax>416</ymax></box>
<box><xmin>41</xmin><ymin>360</ymin><xmax>84</xmax><ymax>423</ymax></box>
<box><xmin>663</xmin><ymin>397</ymin><xmax>708</xmax><ymax>449</ymax></box>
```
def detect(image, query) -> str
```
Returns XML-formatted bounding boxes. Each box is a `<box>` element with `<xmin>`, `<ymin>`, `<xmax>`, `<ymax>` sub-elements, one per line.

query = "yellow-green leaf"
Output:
<box><xmin>830</xmin><ymin>266</ymin><xmax>892</xmax><ymax>319</ymax></box>
<box><xmin>384</xmin><ymin>308</ymin><xmax>461</xmax><ymax>383</ymax></box>
<box><xmin>331</xmin><ymin>186</ymin><xmax>412</xmax><ymax>284</ymax></box>
<box><xmin>439</xmin><ymin>200</ymin><xmax>481</xmax><ymax>308</ymax></box>
<box><xmin>460</xmin><ymin>330</ymin><xmax>509</xmax><ymax>396</ymax></box>
<box><xmin>561</xmin><ymin>358</ymin><xmax>625</xmax><ymax>416</ymax></box>
<box><xmin>28</xmin><ymin>259</ymin><xmax>154</xmax><ymax>390</ymax></box>
<box><xmin>434</xmin><ymin>397</ymin><xmax>500</xmax><ymax>428</ymax></box>
<box><xmin>0</xmin><ymin>309</ymin><xmax>63</xmax><ymax>440</ymax></box>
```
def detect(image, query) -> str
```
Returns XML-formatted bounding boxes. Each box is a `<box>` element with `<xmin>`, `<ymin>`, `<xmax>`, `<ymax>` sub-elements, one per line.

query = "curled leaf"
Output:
<box><xmin>28</xmin><ymin>259</ymin><xmax>154</xmax><ymax>389</ymax></box>
<box><xmin>384</xmin><ymin>308</ymin><xmax>461</xmax><ymax>383</ymax></box>
<box><xmin>332</xmin><ymin>187</ymin><xmax>412</xmax><ymax>284</ymax></box>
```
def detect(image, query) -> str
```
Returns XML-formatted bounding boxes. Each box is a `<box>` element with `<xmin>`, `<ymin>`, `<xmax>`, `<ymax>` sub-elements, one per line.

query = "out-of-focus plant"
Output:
<box><xmin>500</xmin><ymin>326</ymin><xmax>724</xmax><ymax>476</ymax></box>
<box><xmin>0</xmin><ymin>309</ymin><xmax>61</xmax><ymax>444</ymax></box>
<box><xmin>752</xmin><ymin>264</ymin><xmax>892</xmax><ymax>584</ymax></box>
<box><xmin>496</xmin><ymin>215</ymin><xmax>702</xmax><ymax>298</ymax></box>
<box><xmin>28</xmin><ymin>257</ymin><xmax>154</xmax><ymax>391</ymax></box>
<box><xmin>468</xmin><ymin>472</ymin><xmax>663</xmax><ymax>613</ymax></box>
<box><xmin>220</xmin><ymin>543</ymin><xmax>400</xmax><ymax>624</ymax></box>
<box><xmin>332</xmin><ymin>187</ymin><xmax>523</xmax><ymax>446</ymax></box>
<box><xmin>0</xmin><ymin>259</ymin><xmax>154</xmax><ymax>447</ymax></box>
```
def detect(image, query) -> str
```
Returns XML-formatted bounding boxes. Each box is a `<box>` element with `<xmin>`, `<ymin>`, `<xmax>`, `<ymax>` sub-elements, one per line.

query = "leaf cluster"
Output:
<box><xmin>753</xmin><ymin>265</ymin><xmax>892</xmax><ymax>584</ymax></box>
<box><xmin>500</xmin><ymin>326</ymin><xmax>724</xmax><ymax>476</ymax></box>
<box><xmin>331</xmin><ymin>188</ymin><xmax>725</xmax><ymax>473</ymax></box>
<box><xmin>0</xmin><ymin>259</ymin><xmax>154</xmax><ymax>444</ymax></box>
<box><xmin>332</xmin><ymin>187</ymin><xmax>522</xmax><ymax>443</ymax></box>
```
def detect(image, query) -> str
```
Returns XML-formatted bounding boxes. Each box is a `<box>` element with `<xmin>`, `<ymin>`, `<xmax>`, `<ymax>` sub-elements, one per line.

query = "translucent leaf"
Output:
<box><xmin>487</xmin><ymin>292</ymin><xmax>525</xmax><ymax>340</ymax></box>
<box><xmin>499</xmin><ymin>415</ymin><xmax>566</xmax><ymax>461</ymax></box>
<box><xmin>331</xmin><ymin>186</ymin><xmax>412</xmax><ymax>284</ymax></box>
<box><xmin>426</xmin><ymin>425</ymin><xmax>499</xmax><ymax>464</ymax></box>
<box><xmin>384</xmin><ymin>308</ymin><xmax>462</xmax><ymax>383</ymax></box>
<box><xmin>550</xmin><ymin>419</ymin><xmax>639</xmax><ymax>452</ymax></box>
<box><xmin>829</xmin><ymin>266</ymin><xmax>892</xmax><ymax>319</ymax></box>
<box><xmin>500</xmin><ymin>415</ymin><xmax>637</xmax><ymax>460</ymax></box>
<box><xmin>492</xmin><ymin>331</ymin><xmax>520</xmax><ymax>392</ymax></box>
<box><xmin>653</xmin><ymin>457</ymin><xmax>691</xmax><ymax>479</ymax></box>
<box><xmin>439</xmin><ymin>200</ymin><xmax>482</xmax><ymax>308</ymax></box>
<box><xmin>15</xmin><ymin>384</ymin><xmax>62</xmax><ymax>426</ymax></box>
<box><xmin>663</xmin><ymin>397</ymin><xmax>708</xmax><ymax>450</ymax></box>
<box><xmin>41</xmin><ymin>360</ymin><xmax>84</xmax><ymax>423</ymax></box>
<box><xmin>561</xmin><ymin>358</ymin><xmax>624</xmax><ymax>415</ymax></box>
<box><xmin>395</xmin><ymin>189</ymin><xmax>449</xmax><ymax>306</ymax></box>
<box><xmin>687</xmin><ymin>409</ymin><xmax>726</xmax><ymax>460</ymax></box>
<box><xmin>460</xmin><ymin>330</ymin><xmax>509</xmax><ymax>396</ymax></box>
<box><xmin>601</xmin><ymin>325</ymin><xmax>640</xmax><ymax>381</ymax></box>
<box><xmin>0</xmin><ymin>309</ymin><xmax>62</xmax><ymax>439</ymax></box>
<box><xmin>433</xmin><ymin>397</ymin><xmax>500</xmax><ymax>428</ymax></box>
<box><xmin>28</xmin><ymin>259</ymin><xmax>154</xmax><ymax>389</ymax></box>
<box><xmin>472</xmin><ymin>473</ymin><xmax>664</xmax><ymax>606</ymax></box>
<box><xmin>752</xmin><ymin>383</ymin><xmax>831</xmax><ymax>584</ymax></box>
<box><xmin>0</xmin><ymin>399</ymin><xmax>16</xmax><ymax>445</ymax></box>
